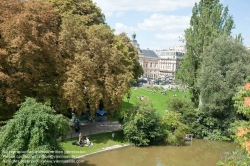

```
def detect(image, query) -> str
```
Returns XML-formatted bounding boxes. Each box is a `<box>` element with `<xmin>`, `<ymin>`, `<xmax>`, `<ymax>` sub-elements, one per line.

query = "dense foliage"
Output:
<box><xmin>0</xmin><ymin>98</ymin><xmax>70</xmax><ymax>166</ymax></box>
<box><xmin>161</xmin><ymin>111</ymin><xmax>190</xmax><ymax>145</ymax></box>
<box><xmin>121</xmin><ymin>98</ymin><xmax>189</xmax><ymax>146</ymax></box>
<box><xmin>197</xmin><ymin>36</ymin><xmax>250</xmax><ymax>140</ymax></box>
<box><xmin>0</xmin><ymin>0</ymin><xmax>61</xmax><ymax>118</ymax></box>
<box><xmin>121</xmin><ymin>99</ymin><xmax>163</xmax><ymax>146</ymax></box>
<box><xmin>177</xmin><ymin>0</ymin><xmax>235</xmax><ymax>106</ymax></box>
<box><xmin>166</xmin><ymin>98</ymin><xmax>197</xmax><ymax>135</ymax></box>
<box><xmin>0</xmin><ymin>0</ymin><xmax>142</xmax><ymax>119</ymax></box>
<box><xmin>218</xmin><ymin>78</ymin><xmax>250</xmax><ymax>165</ymax></box>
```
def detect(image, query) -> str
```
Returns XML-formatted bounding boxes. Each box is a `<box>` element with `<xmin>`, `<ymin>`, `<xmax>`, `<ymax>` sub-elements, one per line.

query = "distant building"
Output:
<box><xmin>131</xmin><ymin>33</ymin><xmax>159</xmax><ymax>79</ymax></box>
<box><xmin>156</xmin><ymin>50</ymin><xmax>184</xmax><ymax>79</ymax></box>
<box><xmin>131</xmin><ymin>33</ymin><xmax>185</xmax><ymax>80</ymax></box>
<box><xmin>169</xmin><ymin>45</ymin><xmax>186</xmax><ymax>53</ymax></box>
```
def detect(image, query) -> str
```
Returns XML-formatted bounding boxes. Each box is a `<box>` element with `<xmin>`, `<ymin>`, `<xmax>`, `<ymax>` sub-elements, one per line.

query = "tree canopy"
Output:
<box><xmin>0</xmin><ymin>97</ymin><xmax>70</xmax><ymax>165</ymax></box>
<box><xmin>0</xmin><ymin>0</ymin><xmax>142</xmax><ymax>118</ymax></box>
<box><xmin>0</xmin><ymin>0</ymin><xmax>61</xmax><ymax>118</ymax></box>
<box><xmin>176</xmin><ymin>0</ymin><xmax>235</xmax><ymax>106</ymax></box>
<box><xmin>198</xmin><ymin>35</ymin><xmax>250</xmax><ymax>118</ymax></box>
<box><xmin>197</xmin><ymin>35</ymin><xmax>250</xmax><ymax>139</ymax></box>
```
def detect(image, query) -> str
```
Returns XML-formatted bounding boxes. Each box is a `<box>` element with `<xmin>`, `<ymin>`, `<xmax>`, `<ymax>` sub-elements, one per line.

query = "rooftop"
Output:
<box><xmin>141</xmin><ymin>49</ymin><xmax>159</xmax><ymax>58</ymax></box>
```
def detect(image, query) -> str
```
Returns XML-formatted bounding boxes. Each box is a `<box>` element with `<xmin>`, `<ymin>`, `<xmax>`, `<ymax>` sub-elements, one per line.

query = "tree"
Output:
<box><xmin>45</xmin><ymin>0</ymin><xmax>105</xmax><ymax>26</ymax></box>
<box><xmin>198</xmin><ymin>35</ymin><xmax>250</xmax><ymax>138</ymax></box>
<box><xmin>60</xmin><ymin>23</ymin><xmax>138</xmax><ymax>117</ymax></box>
<box><xmin>217</xmin><ymin>78</ymin><xmax>250</xmax><ymax>165</ymax></box>
<box><xmin>0</xmin><ymin>0</ymin><xmax>142</xmax><ymax>119</ymax></box>
<box><xmin>0</xmin><ymin>98</ymin><xmax>70</xmax><ymax>166</ymax></box>
<box><xmin>0</xmin><ymin>0</ymin><xmax>61</xmax><ymax>118</ymax></box>
<box><xmin>42</xmin><ymin>0</ymin><xmax>142</xmax><ymax>117</ymax></box>
<box><xmin>176</xmin><ymin>0</ymin><xmax>235</xmax><ymax>106</ymax></box>
<box><xmin>121</xmin><ymin>99</ymin><xmax>163</xmax><ymax>146</ymax></box>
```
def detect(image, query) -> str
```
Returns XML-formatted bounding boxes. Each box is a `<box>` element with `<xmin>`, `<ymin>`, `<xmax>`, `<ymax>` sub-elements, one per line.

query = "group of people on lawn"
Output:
<box><xmin>77</xmin><ymin>133</ymin><xmax>93</xmax><ymax>147</ymax></box>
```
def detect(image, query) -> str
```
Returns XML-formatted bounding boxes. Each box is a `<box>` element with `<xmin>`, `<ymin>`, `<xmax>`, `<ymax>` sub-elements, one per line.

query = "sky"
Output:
<box><xmin>92</xmin><ymin>0</ymin><xmax>250</xmax><ymax>50</ymax></box>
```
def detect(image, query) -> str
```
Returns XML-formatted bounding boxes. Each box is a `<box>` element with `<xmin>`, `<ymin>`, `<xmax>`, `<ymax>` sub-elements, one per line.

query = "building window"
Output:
<box><xmin>150</xmin><ymin>63</ymin><xmax>152</xmax><ymax>67</ymax></box>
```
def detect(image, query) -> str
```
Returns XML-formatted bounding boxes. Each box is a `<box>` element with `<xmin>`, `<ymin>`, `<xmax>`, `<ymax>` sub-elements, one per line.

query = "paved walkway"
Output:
<box><xmin>63</xmin><ymin>121</ymin><xmax>123</xmax><ymax>140</ymax></box>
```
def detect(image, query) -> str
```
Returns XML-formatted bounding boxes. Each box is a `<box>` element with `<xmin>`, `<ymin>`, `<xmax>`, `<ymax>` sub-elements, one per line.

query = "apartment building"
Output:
<box><xmin>156</xmin><ymin>50</ymin><xmax>184</xmax><ymax>79</ymax></box>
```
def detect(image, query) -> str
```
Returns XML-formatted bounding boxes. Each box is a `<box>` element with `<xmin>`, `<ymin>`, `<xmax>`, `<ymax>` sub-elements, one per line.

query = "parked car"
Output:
<box><xmin>138</xmin><ymin>79</ymin><xmax>147</xmax><ymax>84</ymax></box>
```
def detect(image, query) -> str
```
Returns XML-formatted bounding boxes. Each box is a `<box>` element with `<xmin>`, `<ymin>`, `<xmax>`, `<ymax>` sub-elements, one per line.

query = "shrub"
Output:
<box><xmin>160</xmin><ymin>111</ymin><xmax>189</xmax><ymax>145</ymax></box>
<box><xmin>121</xmin><ymin>99</ymin><xmax>163</xmax><ymax>146</ymax></box>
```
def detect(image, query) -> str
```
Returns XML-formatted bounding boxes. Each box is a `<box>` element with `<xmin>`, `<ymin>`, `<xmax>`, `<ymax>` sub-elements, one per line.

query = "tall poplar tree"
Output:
<box><xmin>176</xmin><ymin>0</ymin><xmax>235</xmax><ymax>106</ymax></box>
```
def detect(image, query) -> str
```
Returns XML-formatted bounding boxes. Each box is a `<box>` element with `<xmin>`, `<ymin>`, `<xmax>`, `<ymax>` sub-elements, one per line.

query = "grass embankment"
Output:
<box><xmin>121</xmin><ymin>86</ymin><xmax>190</xmax><ymax>115</ymax></box>
<box><xmin>60</xmin><ymin>131</ymin><xmax>128</xmax><ymax>158</ymax></box>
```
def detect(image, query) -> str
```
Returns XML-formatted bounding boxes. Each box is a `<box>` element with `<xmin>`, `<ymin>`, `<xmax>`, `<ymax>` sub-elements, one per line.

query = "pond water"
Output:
<box><xmin>66</xmin><ymin>139</ymin><xmax>236</xmax><ymax>166</ymax></box>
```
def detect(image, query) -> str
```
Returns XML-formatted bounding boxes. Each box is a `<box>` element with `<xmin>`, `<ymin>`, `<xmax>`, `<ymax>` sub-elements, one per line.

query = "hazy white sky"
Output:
<box><xmin>93</xmin><ymin>0</ymin><xmax>250</xmax><ymax>50</ymax></box>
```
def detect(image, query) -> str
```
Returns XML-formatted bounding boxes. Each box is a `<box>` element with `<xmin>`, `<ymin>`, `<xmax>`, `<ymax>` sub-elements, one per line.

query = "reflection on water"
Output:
<box><xmin>65</xmin><ymin>139</ymin><xmax>236</xmax><ymax>166</ymax></box>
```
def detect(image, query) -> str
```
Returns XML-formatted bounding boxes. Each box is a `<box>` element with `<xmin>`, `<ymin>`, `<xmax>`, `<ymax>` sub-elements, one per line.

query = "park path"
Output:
<box><xmin>63</xmin><ymin>121</ymin><xmax>123</xmax><ymax>140</ymax></box>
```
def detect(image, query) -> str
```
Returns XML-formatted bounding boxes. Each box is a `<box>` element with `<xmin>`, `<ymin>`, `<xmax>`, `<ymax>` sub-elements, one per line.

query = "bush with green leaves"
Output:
<box><xmin>218</xmin><ymin>78</ymin><xmax>250</xmax><ymax>165</ymax></box>
<box><xmin>165</xmin><ymin>97</ymin><xmax>233</xmax><ymax>140</ymax></box>
<box><xmin>121</xmin><ymin>98</ymin><xmax>190</xmax><ymax>146</ymax></box>
<box><xmin>217</xmin><ymin>147</ymin><xmax>250</xmax><ymax>166</ymax></box>
<box><xmin>121</xmin><ymin>99</ymin><xmax>164</xmax><ymax>146</ymax></box>
<box><xmin>161</xmin><ymin>111</ymin><xmax>190</xmax><ymax>145</ymax></box>
<box><xmin>187</xmin><ymin>110</ymin><xmax>233</xmax><ymax>140</ymax></box>
<box><xmin>166</xmin><ymin>98</ymin><xmax>196</xmax><ymax>125</ymax></box>
<box><xmin>0</xmin><ymin>98</ymin><xmax>70</xmax><ymax>166</ymax></box>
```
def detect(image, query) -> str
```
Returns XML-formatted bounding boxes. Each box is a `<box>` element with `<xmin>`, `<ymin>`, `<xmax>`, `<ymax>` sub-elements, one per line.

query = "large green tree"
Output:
<box><xmin>176</xmin><ymin>0</ymin><xmax>235</xmax><ymax>106</ymax></box>
<box><xmin>47</xmin><ymin>0</ymin><xmax>141</xmax><ymax>117</ymax></box>
<box><xmin>0</xmin><ymin>98</ymin><xmax>70</xmax><ymax>166</ymax></box>
<box><xmin>0</xmin><ymin>0</ymin><xmax>61</xmax><ymax>118</ymax></box>
<box><xmin>198</xmin><ymin>35</ymin><xmax>250</xmax><ymax>138</ymax></box>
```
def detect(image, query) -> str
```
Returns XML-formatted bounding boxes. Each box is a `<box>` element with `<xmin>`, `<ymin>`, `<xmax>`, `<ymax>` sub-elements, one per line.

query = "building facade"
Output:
<box><xmin>131</xmin><ymin>33</ymin><xmax>159</xmax><ymax>79</ymax></box>
<box><xmin>131</xmin><ymin>33</ymin><xmax>185</xmax><ymax>80</ymax></box>
<box><xmin>141</xmin><ymin>49</ymin><xmax>159</xmax><ymax>79</ymax></box>
<box><xmin>156</xmin><ymin>50</ymin><xmax>184</xmax><ymax>79</ymax></box>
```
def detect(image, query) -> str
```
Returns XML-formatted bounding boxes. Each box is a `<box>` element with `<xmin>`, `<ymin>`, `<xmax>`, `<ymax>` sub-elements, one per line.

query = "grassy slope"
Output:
<box><xmin>121</xmin><ymin>86</ymin><xmax>190</xmax><ymax>115</ymax></box>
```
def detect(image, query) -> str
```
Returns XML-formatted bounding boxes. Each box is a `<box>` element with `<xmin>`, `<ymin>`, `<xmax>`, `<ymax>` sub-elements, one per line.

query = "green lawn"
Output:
<box><xmin>121</xmin><ymin>86</ymin><xmax>190</xmax><ymax>115</ymax></box>
<box><xmin>61</xmin><ymin>86</ymin><xmax>190</xmax><ymax>158</ymax></box>
<box><xmin>60</xmin><ymin>131</ymin><xmax>128</xmax><ymax>158</ymax></box>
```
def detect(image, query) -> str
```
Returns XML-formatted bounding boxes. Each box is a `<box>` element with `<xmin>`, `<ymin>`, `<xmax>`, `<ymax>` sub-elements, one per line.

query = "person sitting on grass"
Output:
<box><xmin>85</xmin><ymin>137</ymin><xmax>93</xmax><ymax>147</ymax></box>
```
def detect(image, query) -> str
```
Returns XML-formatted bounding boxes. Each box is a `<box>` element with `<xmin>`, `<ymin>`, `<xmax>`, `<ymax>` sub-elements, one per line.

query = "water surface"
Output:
<box><xmin>66</xmin><ymin>139</ymin><xmax>235</xmax><ymax>166</ymax></box>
